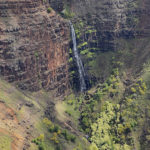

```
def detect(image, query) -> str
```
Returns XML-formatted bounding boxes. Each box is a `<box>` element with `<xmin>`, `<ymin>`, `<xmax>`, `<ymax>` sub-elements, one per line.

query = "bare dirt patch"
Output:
<box><xmin>0</xmin><ymin>102</ymin><xmax>32</xmax><ymax>150</ymax></box>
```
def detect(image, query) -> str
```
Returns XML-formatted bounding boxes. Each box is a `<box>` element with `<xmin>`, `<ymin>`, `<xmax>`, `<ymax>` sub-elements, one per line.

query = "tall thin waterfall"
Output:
<box><xmin>70</xmin><ymin>22</ymin><xmax>86</xmax><ymax>92</ymax></box>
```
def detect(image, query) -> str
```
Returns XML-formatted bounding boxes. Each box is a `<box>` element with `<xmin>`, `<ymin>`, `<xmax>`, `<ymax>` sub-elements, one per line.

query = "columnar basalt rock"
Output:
<box><xmin>0</xmin><ymin>0</ymin><xmax>70</xmax><ymax>95</ymax></box>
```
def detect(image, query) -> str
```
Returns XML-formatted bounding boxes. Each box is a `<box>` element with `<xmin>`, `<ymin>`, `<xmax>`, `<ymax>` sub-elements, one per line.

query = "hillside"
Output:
<box><xmin>0</xmin><ymin>0</ymin><xmax>150</xmax><ymax>150</ymax></box>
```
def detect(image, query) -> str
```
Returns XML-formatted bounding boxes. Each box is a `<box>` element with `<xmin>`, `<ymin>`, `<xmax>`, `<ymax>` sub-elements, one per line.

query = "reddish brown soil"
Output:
<box><xmin>0</xmin><ymin>102</ymin><xmax>32</xmax><ymax>150</ymax></box>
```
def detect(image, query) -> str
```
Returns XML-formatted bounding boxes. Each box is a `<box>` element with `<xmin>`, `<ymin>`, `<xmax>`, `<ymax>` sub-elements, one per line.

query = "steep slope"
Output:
<box><xmin>0</xmin><ymin>0</ymin><xmax>150</xmax><ymax>150</ymax></box>
<box><xmin>0</xmin><ymin>79</ymin><xmax>41</xmax><ymax>150</ymax></box>
<box><xmin>0</xmin><ymin>78</ymin><xmax>91</xmax><ymax>150</ymax></box>
<box><xmin>49</xmin><ymin>0</ymin><xmax>150</xmax><ymax>86</ymax></box>
<box><xmin>0</xmin><ymin>0</ymin><xmax>70</xmax><ymax>95</ymax></box>
<box><xmin>48</xmin><ymin>0</ymin><xmax>150</xmax><ymax>150</ymax></box>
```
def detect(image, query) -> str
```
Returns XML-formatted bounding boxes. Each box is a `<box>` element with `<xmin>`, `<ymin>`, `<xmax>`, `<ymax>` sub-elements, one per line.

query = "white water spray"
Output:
<box><xmin>69</xmin><ymin>21</ymin><xmax>86</xmax><ymax>92</ymax></box>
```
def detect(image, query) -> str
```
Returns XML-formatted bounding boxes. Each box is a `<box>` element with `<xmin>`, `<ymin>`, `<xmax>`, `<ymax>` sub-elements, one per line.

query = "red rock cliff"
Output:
<box><xmin>0</xmin><ymin>0</ymin><xmax>70</xmax><ymax>95</ymax></box>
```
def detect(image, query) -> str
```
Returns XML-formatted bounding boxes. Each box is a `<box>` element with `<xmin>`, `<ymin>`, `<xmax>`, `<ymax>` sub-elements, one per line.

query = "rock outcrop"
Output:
<box><xmin>49</xmin><ymin>0</ymin><xmax>150</xmax><ymax>85</ymax></box>
<box><xmin>0</xmin><ymin>0</ymin><xmax>70</xmax><ymax>95</ymax></box>
<box><xmin>51</xmin><ymin>0</ymin><xmax>150</xmax><ymax>50</ymax></box>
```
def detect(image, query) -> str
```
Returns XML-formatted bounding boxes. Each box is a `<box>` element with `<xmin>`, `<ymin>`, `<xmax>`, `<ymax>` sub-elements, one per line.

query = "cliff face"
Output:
<box><xmin>0</xmin><ymin>0</ymin><xmax>70</xmax><ymax>95</ymax></box>
<box><xmin>52</xmin><ymin>0</ymin><xmax>150</xmax><ymax>49</ymax></box>
<box><xmin>1</xmin><ymin>0</ymin><xmax>150</xmax><ymax>93</ymax></box>
<box><xmin>49</xmin><ymin>0</ymin><xmax>150</xmax><ymax>85</ymax></box>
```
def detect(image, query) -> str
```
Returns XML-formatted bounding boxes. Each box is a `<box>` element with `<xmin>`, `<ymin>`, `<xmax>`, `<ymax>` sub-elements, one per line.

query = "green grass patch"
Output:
<box><xmin>55</xmin><ymin>99</ymin><xmax>80</xmax><ymax>125</ymax></box>
<box><xmin>0</xmin><ymin>133</ymin><xmax>12</xmax><ymax>150</ymax></box>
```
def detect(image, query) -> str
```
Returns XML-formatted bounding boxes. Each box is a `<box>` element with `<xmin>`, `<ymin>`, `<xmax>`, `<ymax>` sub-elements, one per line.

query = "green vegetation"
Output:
<box><xmin>42</xmin><ymin>0</ymin><xmax>46</xmax><ymax>3</ymax></box>
<box><xmin>47</xmin><ymin>7</ymin><xmax>52</xmax><ymax>13</ymax></box>
<box><xmin>56</xmin><ymin>94</ymin><xmax>81</xmax><ymax>124</ymax></box>
<box><xmin>61</xmin><ymin>130</ymin><xmax>76</xmax><ymax>142</ymax></box>
<box><xmin>85</xmin><ymin>29</ymin><xmax>96</xmax><ymax>34</ymax></box>
<box><xmin>80</xmin><ymin>49</ymin><xmax>89</xmax><ymax>55</ymax></box>
<box><xmin>79</xmin><ymin>68</ymin><xmax>122</xmax><ymax>134</ymax></box>
<box><xmin>0</xmin><ymin>134</ymin><xmax>12</xmax><ymax>150</ymax></box>
<box><xmin>42</xmin><ymin>117</ymin><xmax>77</xmax><ymax>145</ymax></box>
<box><xmin>34</xmin><ymin>52</ymin><xmax>39</xmax><ymax>57</ymax></box>
<box><xmin>32</xmin><ymin>134</ymin><xmax>45</xmax><ymax>150</ymax></box>
<box><xmin>90</xmin><ymin>101</ymin><xmax>131</xmax><ymax>150</ymax></box>
<box><xmin>61</xmin><ymin>7</ymin><xmax>74</xmax><ymax>19</ymax></box>
<box><xmin>0</xmin><ymin>1</ymin><xmax>150</xmax><ymax>149</ymax></box>
<box><xmin>77</xmin><ymin>42</ymin><xmax>88</xmax><ymax>49</ymax></box>
<box><xmin>69</xmin><ymin>57</ymin><xmax>73</xmax><ymax>63</ymax></box>
<box><xmin>32</xmin><ymin>116</ymin><xmax>80</xmax><ymax>149</ymax></box>
<box><xmin>60</xmin><ymin>61</ymin><xmax>150</xmax><ymax>150</ymax></box>
<box><xmin>1</xmin><ymin>64</ymin><xmax>149</xmax><ymax>150</ymax></box>
<box><xmin>74</xmin><ymin>20</ymin><xmax>85</xmax><ymax>39</ymax></box>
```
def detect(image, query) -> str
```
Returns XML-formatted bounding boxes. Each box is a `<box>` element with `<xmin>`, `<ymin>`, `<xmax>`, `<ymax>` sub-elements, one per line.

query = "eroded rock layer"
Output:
<box><xmin>0</xmin><ymin>0</ymin><xmax>70</xmax><ymax>95</ymax></box>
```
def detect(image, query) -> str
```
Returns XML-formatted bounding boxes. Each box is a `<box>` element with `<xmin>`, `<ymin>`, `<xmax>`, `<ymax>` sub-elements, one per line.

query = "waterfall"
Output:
<box><xmin>69</xmin><ymin>21</ymin><xmax>86</xmax><ymax>92</ymax></box>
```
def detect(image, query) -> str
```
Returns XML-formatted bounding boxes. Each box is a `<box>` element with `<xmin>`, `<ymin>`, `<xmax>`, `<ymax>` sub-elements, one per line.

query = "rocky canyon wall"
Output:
<box><xmin>1</xmin><ymin>0</ymin><xmax>150</xmax><ymax>92</ymax></box>
<box><xmin>0</xmin><ymin>0</ymin><xmax>70</xmax><ymax>95</ymax></box>
<box><xmin>49</xmin><ymin>0</ymin><xmax>150</xmax><ymax>84</ymax></box>
<box><xmin>50</xmin><ymin>0</ymin><xmax>150</xmax><ymax>50</ymax></box>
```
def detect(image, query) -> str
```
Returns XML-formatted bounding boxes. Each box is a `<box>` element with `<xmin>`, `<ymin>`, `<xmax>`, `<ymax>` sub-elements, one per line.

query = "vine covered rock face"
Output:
<box><xmin>0</xmin><ymin>0</ymin><xmax>70</xmax><ymax>95</ymax></box>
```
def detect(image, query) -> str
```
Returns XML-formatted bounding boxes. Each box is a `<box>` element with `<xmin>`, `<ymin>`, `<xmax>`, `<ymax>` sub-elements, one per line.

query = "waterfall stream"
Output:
<box><xmin>70</xmin><ymin>21</ymin><xmax>86</xmax><ymax>92</ymax></box>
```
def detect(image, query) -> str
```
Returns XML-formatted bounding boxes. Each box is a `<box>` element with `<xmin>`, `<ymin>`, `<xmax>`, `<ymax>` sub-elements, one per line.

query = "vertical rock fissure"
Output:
<box><xmin>70</xmin><ymin>21</ymin><xmax>86</xmax><ymax>92</ymax></box>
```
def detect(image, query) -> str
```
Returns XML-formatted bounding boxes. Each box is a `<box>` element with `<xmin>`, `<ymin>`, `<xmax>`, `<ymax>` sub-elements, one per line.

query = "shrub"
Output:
<box><xmin>141</xmin><ymin>82</ymin><xmax>147</xmax><ymax>91</ymax></box>
<box><xmin>32</xmin><ymin>138</ymin><xmax>40</xmax><ymax>145</ymax></box>
<box><xmin>39</xmin><ymin>143</ymin><xmax>45</xmax><ymax>150</ymax></box>
<box><xmin>65</xmin><ymin>110</ymin><xmax>71</xmax><ymax>116</ymax></box>
<box><xmin>93</xmin><ymin>90</ymin><xmax>102</xmax><ymax>101</ymax></box>
<box><xmin>32</xmin><ymin>135</ymin><xmax>45</xmax><ymax>150</ymax></box>
<box><xmin>62</xmin><ymin>130</ymin><xmax>69</xmax><ymax>141</ymax></box>
<box><xmin>56</xmin><ymin>145</ymin><xmax>61</xmax><ymax>150</ymax></box>
<box><xmin>80</xmin><ymin>49</ymin><xmax>88</xmax><ymax>55</ymax></box>
<box><xmin>50</xmin><ymin>132</ymin><xmax>59</xmax><ymax>144</ymax></box>
<box><xmin>62</xmin><ymin>8</ymin><xmax>74</xmax><ymax>18</ymax></box>
<box><xmin>112</xmin><ymin>68</ymin><xmax>119</xmax><ymax>76</ymax></box>
<box><xmin>43</xmin><ymin>118</ymin><xmax>56</xmax><ymax>132</ymax></box>
<box><xmin>47</xmin><ymin>7</ymin><xmax>52</xmax><ymax>13</ymax></box>
<box><xmin>62</xmin><ymin>131</ymin><xmax>76</xmax><ymax>142</ymax></box>
<box><xmin>53</xmin><ymin>125</ymin><xmax>59</xmax><ymax>132</ymax></box>
<box><xmin>69</xmin><ymin>57</ymin><xmax>73</xmax><ymax>63</ymax></box>
<box><xmin>69</xmin><ymin>48</ymin><xmax>72</xmax><ymax>54</ymax></box>
<box><xmin>62</xmin><ymin>130</ymin><xmax>67</xmax><ymax>139</ymax></box>
<box><xmin>48</xmin><ymin>124</ymin><xmax>55</xmax><ymax>132</ymax></box>
<box><xmin>131</xmin><ymin>87</ymin><xmax>136</xmax><ymax>93</ymax></box>
<box><xmin>70</xmin><ymin>135</ymin><xmax>76</xmax><ymax>143</ymax></box>
<box><xmin>57</xmin><ymin>129</ymin><xmax>61</xmax><ymax>135</ymax></box>
<box><xmin>138</xmin><ymin>87</ymin><xmax>145</xmax><ymax>95</ymax></box>
<box><xmin>67</xmin><ymin>99</ymin><xmax>73</xmax><ymax>105</ymax></box>
<box><xmin>43</xmin><ymin>118</ymin><xmax>52</xmax><ymax>126</ymax></box>
<box><xmin>37</xmin><ymin>134</ymin><xmax>44</xmax><ymax>142</ymax></box>
<box><xmin>89</xmin><ymin>143</ymin><xmax>98</xmax><ymax>150</ymax></box>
